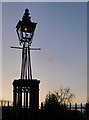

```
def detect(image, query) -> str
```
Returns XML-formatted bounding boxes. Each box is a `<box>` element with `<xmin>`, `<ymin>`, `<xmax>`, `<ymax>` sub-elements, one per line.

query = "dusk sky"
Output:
<box><xmin>2</xmin><ymin>2</ymin><xmax>87</xmax><ymax>105</ymax></box>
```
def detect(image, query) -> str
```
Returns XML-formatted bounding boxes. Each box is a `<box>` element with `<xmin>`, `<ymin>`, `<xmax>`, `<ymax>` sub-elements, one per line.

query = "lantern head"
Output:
<box><xmin>16</xmin><ymin>8</ymin><xmax>37</xmax><ymax>45</ymax></box>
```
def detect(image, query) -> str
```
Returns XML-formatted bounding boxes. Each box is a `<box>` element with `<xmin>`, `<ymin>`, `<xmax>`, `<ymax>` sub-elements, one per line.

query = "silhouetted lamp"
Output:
<box><xmin>16</xmin><ymin>8</ymin><xmax>37</xmax><ymax>45</ymax></box>
<box><xmin>13</xmin><ymin>9</ymin><xmax>40</xmax><ymax>115</ymax></box>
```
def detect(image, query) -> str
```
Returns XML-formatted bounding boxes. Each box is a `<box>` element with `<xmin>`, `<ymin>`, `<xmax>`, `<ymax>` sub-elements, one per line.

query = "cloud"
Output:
<box><xmin>47</xmin><ymin>57</ymin><xmax>55</xmax><ymax>62</ymax></box>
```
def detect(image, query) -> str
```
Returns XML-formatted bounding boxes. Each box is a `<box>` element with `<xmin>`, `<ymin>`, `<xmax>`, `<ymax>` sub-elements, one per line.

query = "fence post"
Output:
<box><xmin>86</xmin><ymin>103</ymin><xmax>89</xmax><ymax>120</ymax></box>
<box><xmin>81</xmin><ymin>103</ymin><xmax>82</xmax><ymax>116</ymax></box>
<box><xmin>70</xmin><ymin>103</ymin><xmax>71</xmax><ymax>111</ymax></box>
<box><xmin>75</xmin><ymin>103</ymin><xmax>77</xmax><ymax>111</ymax></box>
<box><xmin>1</xmin><ymin>100</ymin><xmax>3</xmax><ymax>107</ymax></box>
<box><xmin>8</xmin><ymin>101</ymin><xmax>9</xmax><ymax>108</ymax></box>
<box><xmin>41</xmin><ymin>102</ymin><xmax>43</xmax><ymax>110</ymax></box>
<box><xmin>7</xmin><ymin>101</ymin><xmax>10</xmax><ymax>119</ymax></box>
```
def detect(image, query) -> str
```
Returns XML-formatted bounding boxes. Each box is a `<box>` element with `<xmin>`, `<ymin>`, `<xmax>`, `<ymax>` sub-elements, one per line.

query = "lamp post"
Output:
<box><xmin>12</xmin><ymin>9</ymin><xmax>40</xmax><ymax>120</ymax></box>
<box><xmin>16</xmin><ymin>8</ymin><xmax>37</xmax><ymax>80</ymax></box>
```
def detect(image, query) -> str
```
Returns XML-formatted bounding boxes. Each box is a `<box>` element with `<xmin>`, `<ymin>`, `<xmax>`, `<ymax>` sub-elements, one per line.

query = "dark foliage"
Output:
<box><xmin>40</xmin><ymin>88</ymin><xmax>85</xmax><ymax>120</ymax></box>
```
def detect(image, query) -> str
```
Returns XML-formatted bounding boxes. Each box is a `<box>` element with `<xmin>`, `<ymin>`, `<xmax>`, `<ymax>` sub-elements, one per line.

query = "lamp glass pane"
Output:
<box><xmin>18</xmin><ymin>27</ymin><xmax>22</xmax><ymax>41</ymax></box>
<box><xmin>18</xmin><ymin>31</ymin><xmax>22</xmax><ymax>41</ymax></box>
<box><xmin>23</xmin><ymin>32</ymin><xmax>31</xmax><ymax>39</ymax></box>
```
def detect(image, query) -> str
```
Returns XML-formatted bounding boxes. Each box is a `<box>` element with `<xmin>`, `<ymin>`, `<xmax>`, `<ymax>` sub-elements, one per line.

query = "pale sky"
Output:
<box><xmin>2</xmin><ymin>2</ymin><xmax>87</xmax><ymax>105</ymax></box>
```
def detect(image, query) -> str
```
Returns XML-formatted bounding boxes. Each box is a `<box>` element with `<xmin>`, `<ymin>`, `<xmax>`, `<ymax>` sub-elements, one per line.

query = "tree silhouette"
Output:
<box><xmin>41</xmin><ymin>88</ymin><xmax>85</xmax><ymax>120</ymax></box>
<box><xmin>44</xmin><ymin>87</ymin><xmax>75</xmax><ymax>108</ymax></box>
<box><xmin>44</xmin><ymin>91</ymin><xmax>60</xmax><ymax>110</ymax></box>
<box><xmin>58</xmin><ymin>88</ymin><xmax>75</xmax><ymax>105</ymax></box>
